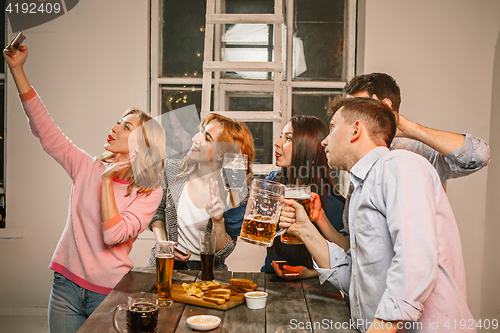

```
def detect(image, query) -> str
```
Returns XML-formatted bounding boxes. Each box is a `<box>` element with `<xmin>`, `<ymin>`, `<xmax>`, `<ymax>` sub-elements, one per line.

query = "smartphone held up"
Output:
<box><xmin>4</xmin><ymin>31</ymin><xmax>26</xmax><ymax>55</ymax></box>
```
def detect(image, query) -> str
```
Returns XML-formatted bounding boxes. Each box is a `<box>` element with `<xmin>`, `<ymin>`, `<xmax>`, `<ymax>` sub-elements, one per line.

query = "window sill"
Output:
<box><xmin>0</xmin><ymin>228</ymin><xmax>24</xmax><ymax>239</ymax></box>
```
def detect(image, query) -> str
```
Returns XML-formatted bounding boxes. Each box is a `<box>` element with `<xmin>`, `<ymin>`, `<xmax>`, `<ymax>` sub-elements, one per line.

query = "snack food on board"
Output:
<box><xmin>229</xmin><ymin>278</ymin><xmax>258</xmax><ymax>293</ymax></box>
<box><xmin>202</xmin><ymin>296</ymin><xmax>227</xmax><ymax>305</ymax></box>
<box><xmin>229</xmin><ymin>278</ymin><xmax>254</xmax><ymax>286</ymax></box>
<box><xmin>204</xmin><ymin>288</ymin><xmax>232</xmax><ymax>296</ymax></box>
<box><xmin>180</xmin><ymin>278</ymin><xmax>258</xmax><ymax>305</ymax></box>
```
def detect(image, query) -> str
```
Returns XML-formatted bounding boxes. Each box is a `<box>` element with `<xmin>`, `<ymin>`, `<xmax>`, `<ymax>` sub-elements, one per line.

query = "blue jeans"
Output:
<box><xmin>48</xmin><ymin>272</ymin><xmax>107</xmax><ymax>333</ymax></box>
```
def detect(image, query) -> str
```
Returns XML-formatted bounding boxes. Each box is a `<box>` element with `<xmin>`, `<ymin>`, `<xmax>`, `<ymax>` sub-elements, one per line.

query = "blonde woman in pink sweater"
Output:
<box><xmin>4</xmin><ymin>45</ymin><xmax>165</xmax><ymax>333</ymax></box>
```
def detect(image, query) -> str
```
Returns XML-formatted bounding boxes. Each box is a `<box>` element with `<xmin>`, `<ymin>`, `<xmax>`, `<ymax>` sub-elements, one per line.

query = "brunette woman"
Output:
<box><xmin>261</xmin><ymin>115</ymin><xmax>346</xmax><ymax>279</ymax></box>
<box><xmin>148</xmin><ymin>113</ymin><xmax>255</xmax><ymax>271</ymax></box>
<box><xmin>4</xmin><ymin>45</ymin><xmax>166</xmax><ymax>333</ymax></box>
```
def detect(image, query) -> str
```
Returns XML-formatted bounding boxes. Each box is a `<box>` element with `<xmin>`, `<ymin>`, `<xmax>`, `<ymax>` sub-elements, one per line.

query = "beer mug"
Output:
<box><xmin>281</xmin><ymin>185</ymin><xmax>311</xmax><ymax>245</ymax></box>
<box><xmin>113</xmin><ymin>292</ymin><xmax>159</xmax><ymax>333</ymax></box>
<box><xmin>155</xmin><ymin>241</ymin><xmax>175</xmax><ymax>306</ymax></box>
<box><xmin>240</xmin><ymin>178</ymin><xmax>287</xmax><ymax>247</ymax></box>
<box><xmin>222</xmin><ymin>153</ymin><xmax>248</xmax><ymax>192</ymax></box>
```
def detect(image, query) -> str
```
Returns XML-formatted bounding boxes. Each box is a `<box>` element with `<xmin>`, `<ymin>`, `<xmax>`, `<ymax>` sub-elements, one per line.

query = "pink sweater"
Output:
<box><xmin>21</xmin><ymin>88</ymin><xmax>163</xmax><ymax>295</ymax></box>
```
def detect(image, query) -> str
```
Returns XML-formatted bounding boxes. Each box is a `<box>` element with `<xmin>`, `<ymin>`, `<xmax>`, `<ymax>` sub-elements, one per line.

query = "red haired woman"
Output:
<box><xmin>148</xmin><ymin>113</ymin><xmax>255</xmax><ymax>271</ymax></box>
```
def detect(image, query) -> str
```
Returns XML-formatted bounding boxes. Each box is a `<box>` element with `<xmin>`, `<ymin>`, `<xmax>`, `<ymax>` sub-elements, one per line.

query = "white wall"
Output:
<box><xmin>361</xmin><ymin>0</ymin><xmax>500</xmax><ymax>322</ymax></box>
<box><xmin>0</xmin><ymin>0</ymin><xmax>499</xmax><ymax>324</ymax></box>
<box><xmin>0</xmin><ymin>0</ymin><xmax>149</xmax><ymax>313</ymax></box>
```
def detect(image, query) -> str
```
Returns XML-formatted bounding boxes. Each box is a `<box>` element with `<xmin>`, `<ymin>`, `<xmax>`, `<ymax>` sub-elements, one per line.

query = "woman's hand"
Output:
<box><xmin>102</xmin><ymin>153</ymin><xmax>131</xmax><ymax>182</ymax></box>
<box><xmin>309</xmin><ymin>192</ymin><xmax>322</xmax><ymax>222</ymax></box>
<box><xmin>173</xmin><ymin>242</ymin><xmax>191</xmax><ymax>262</ymax></box>
<box><xmin>3</xmin><ymin>45</ymin><xmax>31</xmax><ymax>95</ymax></box>
<box><xmin>100</xmin><ymin>153</ymin><xmax>131</xmax><ymax>222</ymax></box>
<box><xmin>3</xmin><ymin>45</ymin><xmax>28</xmax><ymax>70</ymax></box>
<box><xmin>271</xmin><ymin>261</ymin><xmax>318</xmax><ymax>280</ymax></box>
<box><xmin>205</xmin><ymin>178</ymin><xmax>225</xmax><ymax>223</ymax></box>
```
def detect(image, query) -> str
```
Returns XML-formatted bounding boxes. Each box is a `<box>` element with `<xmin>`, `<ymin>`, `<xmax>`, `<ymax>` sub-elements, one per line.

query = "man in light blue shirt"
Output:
<box><xmin>346</xmin><ymin>73</ymin><xmax>490</xmax><ymax>190</ymax></box>
<box><xmin>280</xmin><ymin>97</ymin><xmax>475</xmax><ymax>332</ymax></box>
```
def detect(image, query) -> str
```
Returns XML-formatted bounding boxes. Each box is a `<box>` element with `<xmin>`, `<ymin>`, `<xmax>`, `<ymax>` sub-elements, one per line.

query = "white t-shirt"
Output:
<box><xmin>176</xmin><ymin>184</ymin><xmax>210</xmax><ymax>261</ymax></box>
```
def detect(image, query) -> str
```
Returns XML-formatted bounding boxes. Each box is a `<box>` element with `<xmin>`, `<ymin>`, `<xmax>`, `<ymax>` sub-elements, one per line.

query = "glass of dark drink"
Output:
<box><xmin>155</xmin><ymin>241</ymin><xmax>175</xmax><ymax>306</ymax></box>
<box><xmin>222</xmin><ymin>153</ymin><xmax>248</xmax><ymax>192</ymax></box>
<box><xmin>281</xmin><ymin>185</ymin><xmax>311</xmax><ymax>245</ymax></box>
<box><xmin>199</xmin><ymin>230</ymin><xmax>216</xmax><ymax>281</ymax></box>
<box><xmin>113</xmin><ymin>292</ymin><xmax>159</xmax><ymax>333</ymax></box>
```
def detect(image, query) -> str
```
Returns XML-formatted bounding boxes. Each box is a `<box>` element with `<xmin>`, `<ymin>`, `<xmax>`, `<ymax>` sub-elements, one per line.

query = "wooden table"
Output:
<box><xmin>77</xmin><ymin>267</ymin><xmax>358</xmax><ymax>333</ymax></box>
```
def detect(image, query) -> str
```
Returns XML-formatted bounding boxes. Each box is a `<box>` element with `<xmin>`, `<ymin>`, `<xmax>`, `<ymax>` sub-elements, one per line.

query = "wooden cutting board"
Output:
<box><xmin>170</xmin><ymin>284</ymin><xmax>246</xmax><ymax>310</ymax></box>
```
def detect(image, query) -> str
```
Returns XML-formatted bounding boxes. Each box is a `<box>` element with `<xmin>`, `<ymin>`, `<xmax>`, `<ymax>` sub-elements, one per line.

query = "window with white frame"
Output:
<box><xmin>150</xmin><ymin>0</ymin><xmax>356</xmax><ymax>175</ymax></box>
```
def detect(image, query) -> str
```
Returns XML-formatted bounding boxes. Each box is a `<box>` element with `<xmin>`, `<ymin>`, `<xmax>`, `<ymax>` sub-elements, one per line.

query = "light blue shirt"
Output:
<box><xmin>391</xmin><ymin>134</ymin><xmax>490</xmax><ymax>187</ymax></box>
<box><xmin>314</xmin><ymin>147</ymin><xmax>475</xmax><ymax>332</ymax></box>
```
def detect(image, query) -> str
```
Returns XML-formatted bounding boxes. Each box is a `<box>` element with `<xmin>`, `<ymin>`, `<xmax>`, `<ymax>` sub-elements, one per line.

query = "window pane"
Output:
<box><xmin>221</xmin><ymin>0</ymin><xmax>278</xmax><ymax>80</ymax></box>
<box><xmin>161</xmin><ymin>0</ymin><xmax>206</xmax><ymax>77</ymax></box>
<box><xmin>161</xmin><ymin>87</ymin><xmax>203</xmax><ymax>115</ymax></box>
<box><xmin>294</xmin><ymin>0</ymin><xmax>347</xmax><ymax>81</ymax></box>
<box><xmin>225</xmin><ymin>0</ymin><xmax>274</xmax><ymax>14</ymax></box>
<box><xmin>292</xmin><ymin>90</ymin><xmax>342</xmax><ymax>126</ymax></box>
<box><xmin>245</xmin><ymin>122</ymin><xmax>273</xmax><ymax>164</ymax></box>
<box><xmin>160</xmin><ymin>87</ymin><xmax>203</xmax><ymax>157</ymax></box>
<box><xmin>221</xmin><ymin>23</ymin><xmax>276</xmax><ymax>80</ymax></box>
<box><xmin>227</xmin><ymin>92</ymin><xmax>273</xmax><ymax>111</ymax></box>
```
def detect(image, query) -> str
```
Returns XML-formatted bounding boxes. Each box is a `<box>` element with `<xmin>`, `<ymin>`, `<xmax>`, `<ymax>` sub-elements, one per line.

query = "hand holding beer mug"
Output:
<box><xmin>113</xmin><ymin>292</ymin><xmax>159</xmax><ymax>333</ymax></box>
<box><xmin>155</xmin><ymin>241</ymin><xmax>174</xmax><ymax>306</ymax></box>
<box><xmin>222</xmin><ymin>153</ymin><xmax>248</xmax><ymax>192</ymax></box>
<box><xmin>199</xmin><ymin>230</ymin><xmax>216</xmax><ymax>281</ymax></box>
<box><xmin>240</xmin><ymin>179</ymin><xmax>287</xmax><ymax>247</ymax></box>
<box><xmin>281</xmin><ymin>185</ymin><xmax>311</xmax><ymax>245</ymax></box>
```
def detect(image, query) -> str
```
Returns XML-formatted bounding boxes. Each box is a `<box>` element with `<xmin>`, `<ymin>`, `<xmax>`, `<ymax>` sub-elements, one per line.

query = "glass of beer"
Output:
<box><xmin>222</xmin><ymin>153</ymin><xmax>248</xmax><ymax>192</ymax></box>
<box><xmin>113</xmin><ymin>292</ymin><xmax>159</xmax><ymax>333</ymax></box>
<box><xmin>281</xmin><ymin>185</ymin><xmax>311</xmax><ymax>245</ymax></box>
<box><xmin>240</xmin><ymin>178</ymin><xmax>287</xmax><ymax>247</ymax></box>
<box><xmin>199</xmin><ymin>230</ymin><xmax>216</xmax><ymax>281</ymax></box>
<box><xmin>155</xmin><ymin>241</ymin><xmax>174</xmax><ymax>306</ymax></box>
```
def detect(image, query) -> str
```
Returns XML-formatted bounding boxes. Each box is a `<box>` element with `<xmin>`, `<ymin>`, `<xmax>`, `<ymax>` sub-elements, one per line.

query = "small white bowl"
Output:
<box><xmin>244</xmin><ymin>291</ymin><xmax>268</xmax><ymax>309</ymax></box>
<box><xmin>186</xmin><ymin>315</ymin><xmax>221</xmax><ymax>331</ymax></box>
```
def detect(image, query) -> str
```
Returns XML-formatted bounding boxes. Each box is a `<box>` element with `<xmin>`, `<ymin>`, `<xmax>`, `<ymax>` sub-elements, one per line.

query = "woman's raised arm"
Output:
<box><xmin>4</xmin><ymin>45</ymin><xmax>31</xmax><ymax>94</ymax></box>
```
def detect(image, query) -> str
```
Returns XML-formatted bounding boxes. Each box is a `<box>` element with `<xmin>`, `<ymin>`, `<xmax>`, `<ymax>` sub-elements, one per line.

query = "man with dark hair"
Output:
<box><xmin>345</xmin><ymin>73</ymin><xmax>490</xmax><ymax>189</ymax></box>
<box><xmin>280</xmin><ymin>97</ymin><xmax>475</xmax><ymax>333</ymax></box>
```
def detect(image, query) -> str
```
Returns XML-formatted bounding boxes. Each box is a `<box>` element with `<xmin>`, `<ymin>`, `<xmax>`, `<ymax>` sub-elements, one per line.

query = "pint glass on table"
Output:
<box><xmin>281</xmin><ymin>185</ymin><xmax>311</xmax><ymax>245</ymax></box>
<box><xmin>199</xmin><ymin>230</ymin><xmax>216</xmax><ymax>281</ymax></box>
<box><xmin>240</xmin><ymin>178</ymin><xmax>286</xmax><ymax>247</ymax></box>
<box><xmin>155</xmin><ymin>241</ymin><xmax>174</xmax><ymax>306</ymax></box>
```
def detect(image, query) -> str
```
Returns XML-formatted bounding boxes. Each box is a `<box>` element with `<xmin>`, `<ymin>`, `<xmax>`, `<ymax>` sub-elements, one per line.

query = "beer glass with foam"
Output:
<box><xmin>281</xmin><ymin>185</ymin><xmax>311</xmax><ymax>245</ymax></box>
<box><xmin>240</xmin><ymin>178</ymin><xmax>287</xmax><ymax>247</ymax></box>
<box><xmin>113</xmin><ymin>292</ymin><xmax>159</xmax><ymax>333</ymax></box>
<box><xmin>155</xmin><ymin>241</ymin><xmax>174</xmax><ymax>306</ymax></box>
<box><xmin>199</xmin><ymin>230</ymin><xmax>216</xmax><ymax>281</ymax></box>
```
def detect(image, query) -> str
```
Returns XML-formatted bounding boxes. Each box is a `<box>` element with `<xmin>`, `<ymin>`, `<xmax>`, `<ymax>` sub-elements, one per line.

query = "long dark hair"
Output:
<box><xmin>277</xmin><ymin>115</ymin><xmax>344</xmax><ymax>206</ymax></box>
